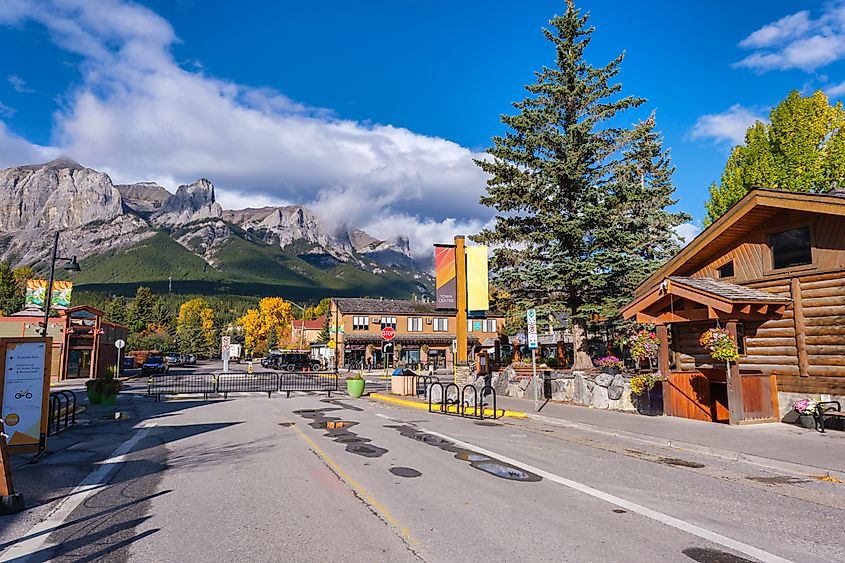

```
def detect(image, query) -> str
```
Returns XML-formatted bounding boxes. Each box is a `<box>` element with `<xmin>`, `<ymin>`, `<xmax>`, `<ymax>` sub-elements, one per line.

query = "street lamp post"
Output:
<box><xmin>40</xmin><ymin>231</ymin><xmax>81</xmax><ymax>337</ymax></box>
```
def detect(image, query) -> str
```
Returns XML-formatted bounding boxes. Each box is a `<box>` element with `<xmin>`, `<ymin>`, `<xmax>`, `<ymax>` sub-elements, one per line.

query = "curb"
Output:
<box><xmin>527</xmin><ymin>413</ymin><xmax>845</xmax><ymax>480</ymax></box>
<box><xmin>369</xmin><ymin>393</ymin><xmax>528</xmax><ymax>419</ymax></box>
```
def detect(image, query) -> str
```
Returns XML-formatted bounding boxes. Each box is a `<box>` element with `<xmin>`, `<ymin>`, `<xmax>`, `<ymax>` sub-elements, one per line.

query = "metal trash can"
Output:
<box><xmin>391</xmin><ymin>369</ymin><xmax>417</xmax><ymax>396</ymax></box>
<box><xmin>543</xmin><ymin>370</ymin><xmax>553</xmax><ymax>400</ymax></box>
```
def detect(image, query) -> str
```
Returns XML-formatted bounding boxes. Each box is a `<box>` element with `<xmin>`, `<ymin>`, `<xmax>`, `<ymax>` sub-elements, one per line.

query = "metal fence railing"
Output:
<box><xmin>147</xmin><ymin>371</ymin><xmax>339</xmax><ymax>401</ymax></box>
<box><xmin>48</xmin><ymin>390</ymin><xmax>77</xmax><ymax>436</ymax></box>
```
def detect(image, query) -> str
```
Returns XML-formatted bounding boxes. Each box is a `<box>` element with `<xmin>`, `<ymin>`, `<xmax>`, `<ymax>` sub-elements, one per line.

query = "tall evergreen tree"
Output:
<box><xmin>0</xmin><ymin>262</ymin><xmax>21</xmax><ymax>316</ymax></box>
<box><xmin>105</xmin><ymin>296</ymin><xmax>129</xmax><ymax>326</ymax></box>
<box><xmin>129</xmin><ymin>286</ymin><xmax>157</xmax><ymax>333</ymax></box>
<box><xmin>705</xmin><ymin>90</ymin><xmax>845</xmax><ymax>224</ymax></box>
<box><xmin>473</xmin><ymin>1</ymin><xmax>686</xmax><ymax>369</ymax></box>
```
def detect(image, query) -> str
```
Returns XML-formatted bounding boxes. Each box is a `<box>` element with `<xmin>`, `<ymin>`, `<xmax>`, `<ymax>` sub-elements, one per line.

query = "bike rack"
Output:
<box><xmin>426</xmin><ymin>382</ymin><xmax>500</xmax><ymax>420</ymax></box>
<box><xmin>428</xmin><ymin>382</ymin><xmax>445</xmax><ymax>413</ymax></box>
<box><xmin>47</xmin><ymin>390</ymin><xmax>77</xmax><ymax>436</ymax></box>
<box><xmin>460</xmin><ymin>384</ymin><xmax>478</xmax><ymax>417</ymax></box>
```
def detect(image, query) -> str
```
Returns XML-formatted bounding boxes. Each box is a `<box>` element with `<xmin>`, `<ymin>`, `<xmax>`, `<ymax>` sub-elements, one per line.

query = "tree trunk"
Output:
<box><xmin>571</xmin><ymin>317</ymin><xmax>593</xmax><ymax>370</ymax></box>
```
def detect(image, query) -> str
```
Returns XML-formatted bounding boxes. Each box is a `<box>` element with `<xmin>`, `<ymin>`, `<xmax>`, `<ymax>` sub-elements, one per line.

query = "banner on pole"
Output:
<box><xmin>434</xmin><ymin>245</ymin><xmax>457</xmax><ymax>309</ymax></box>
<box><xmin>465</xmin><ymin>245</ymin><xmax>489</xmax><ymax>311</ymax></box>
<box><xmin>25</xmin><ymin>280</ymin><xmax>73</xmax><ymax>310</ymax></box>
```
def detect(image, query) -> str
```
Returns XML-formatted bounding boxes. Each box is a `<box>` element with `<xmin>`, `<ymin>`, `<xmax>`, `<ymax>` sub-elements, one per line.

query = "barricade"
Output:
<box><xmin>47</xmin><ymin>390</ymin><xmax>77</xmax><ymax>436</ymax></box>
<box><xmin>146</xmin><ymin>371</ymin><xmax>339</xmax><ymax>401</ymax></box>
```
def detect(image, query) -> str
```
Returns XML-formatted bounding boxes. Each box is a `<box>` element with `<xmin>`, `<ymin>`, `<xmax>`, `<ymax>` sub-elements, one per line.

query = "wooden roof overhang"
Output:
<box><xmin>621</xmin><ymin>277</ymin><xmax>790</xmax><ymax>325</ymax></box>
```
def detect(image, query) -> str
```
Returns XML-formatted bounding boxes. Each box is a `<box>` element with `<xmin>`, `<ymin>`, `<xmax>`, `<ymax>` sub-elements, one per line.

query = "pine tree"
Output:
<box><xmin>0</xmin><ymin>262</ymin><xmax>21</xmax><ymax>316</ymax></box>
<box><xmin>105</xmin><ymin>296</ymin><xmax>129</xmax><ymax>326</ymax></box>
<box><xmin>129</xmin><ymin>286</ymin><xmax>157</xmax><ymax>333</ymax></box>
<box><xmin>473</xmin><ymin>1</ymin><xmax>686</xmax><ymax>369</ymax></box>
<box><xmin>705</xmin><ymin>90</ymin><xmax>845</xmax><ymax>223</ymax></box>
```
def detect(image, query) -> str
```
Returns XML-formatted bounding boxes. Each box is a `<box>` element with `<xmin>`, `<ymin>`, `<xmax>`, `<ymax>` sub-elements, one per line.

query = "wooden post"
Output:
<box><xmin>656</xmin><ymin>324</ymin><xmax>671</xmax><ymax>415</ymax></box>
<box><xmin>0</xmin><ymin>427</ymin><xmax>13</xmax><ymax>497</ymax></box>
<box><xmin>726</xmin><ymin>321</ymin><xmax>744</xmax><ymax>425</ymax></box>
<box><xmin>454</xmin><ymin>236</ymin><xmax>468</xmax><ymax>366</ymax></box>
<box><xmin>790</xmin><ymin>278</ymin><xmax>809</xmax><ymax>377</ymax></box>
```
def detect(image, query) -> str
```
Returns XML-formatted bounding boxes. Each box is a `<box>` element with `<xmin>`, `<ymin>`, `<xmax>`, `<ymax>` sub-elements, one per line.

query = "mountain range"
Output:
<box><xmin>0</xmin><ymin>158</ymin><xmax>432</xmax><ymax>303</ymax></box>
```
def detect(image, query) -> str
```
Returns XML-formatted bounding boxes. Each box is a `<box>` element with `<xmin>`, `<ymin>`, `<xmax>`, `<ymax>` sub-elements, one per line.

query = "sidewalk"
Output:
<box><xmin>495</xmin><ymin>395</ymin><xmax>845</xmax><ymax>478</ymax></box>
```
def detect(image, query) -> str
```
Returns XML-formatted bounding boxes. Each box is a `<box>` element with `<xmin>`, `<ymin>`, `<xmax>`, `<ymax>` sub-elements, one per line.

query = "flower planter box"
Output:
<box><xmin>635</xmin><ymin>386</ymin><xmax>663</xmax><ymax>416</ymax></box>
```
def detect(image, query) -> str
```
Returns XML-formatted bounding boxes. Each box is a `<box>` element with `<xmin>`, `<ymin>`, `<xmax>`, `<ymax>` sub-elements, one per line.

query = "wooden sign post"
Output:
<box><xmin>0</xmin><ymin>422</ymin><xmax>24</xmax><ymax>514</ymax></box>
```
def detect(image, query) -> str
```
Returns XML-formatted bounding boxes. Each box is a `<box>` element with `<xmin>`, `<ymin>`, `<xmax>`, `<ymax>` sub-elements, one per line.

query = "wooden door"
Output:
<box><xmin>664</xmin><ymin>372</ymin><xmax>713</xmax><ymax>422</ymax></box>
<box><xmin>740</xmin><ymin>374</ymin><xmax>777</xmax><ymax>422</ymax></box>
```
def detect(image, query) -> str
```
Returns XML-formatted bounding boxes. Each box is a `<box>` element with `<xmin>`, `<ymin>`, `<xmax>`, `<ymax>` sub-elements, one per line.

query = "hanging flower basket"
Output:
<box><xmin>629</xmin><ymin>330</ymin><xmax>659</xmax><ymax>362</ymax></box>
<box><xmin>699</xmin><ymin>328</ymin><xmax>739</xmax><ymax>363</ymax></box>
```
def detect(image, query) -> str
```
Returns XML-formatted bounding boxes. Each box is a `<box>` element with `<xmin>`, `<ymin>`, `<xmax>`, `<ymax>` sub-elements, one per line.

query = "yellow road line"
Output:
<box><xmin>369</xmin><ymin>392</ymin><xmax>528</xmax><ymax>419</ymax></box>
<box><xmin>279</xmin><ymin>409</ymin><xmax>420</xmax><ymax>547</ymax></box>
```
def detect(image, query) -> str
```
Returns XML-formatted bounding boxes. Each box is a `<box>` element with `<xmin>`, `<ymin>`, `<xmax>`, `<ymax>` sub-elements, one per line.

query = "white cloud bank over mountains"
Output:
<box><xmin>0</xmin><ymin>0</ymin><xmax>702</xmax><ymax>257</ymax></box>
<box><xmin>0</xmin><ymin>0</ymin><xmax>493</xmax><ymax>259</ymax></box>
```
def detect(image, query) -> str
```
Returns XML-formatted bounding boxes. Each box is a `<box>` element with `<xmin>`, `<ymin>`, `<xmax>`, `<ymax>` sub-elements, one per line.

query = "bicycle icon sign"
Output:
<box><xmin>14</xmin><ymin>390</ymin><xmax>33</xmax><ymax>400</ymax></box>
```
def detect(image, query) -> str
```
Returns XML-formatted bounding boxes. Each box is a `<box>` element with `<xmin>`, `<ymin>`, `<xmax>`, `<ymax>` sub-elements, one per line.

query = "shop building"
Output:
<box><xmin>328</xmin><ymin>298</ymin><xmax>502</xmax><ymax>371</ymax></box>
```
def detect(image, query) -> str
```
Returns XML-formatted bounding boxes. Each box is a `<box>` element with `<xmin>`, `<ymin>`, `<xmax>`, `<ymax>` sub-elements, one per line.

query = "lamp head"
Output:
<box><xmin>63</xmin><ymin>256</ymin><xmax>81</xmax><ymax>272</ymax></box>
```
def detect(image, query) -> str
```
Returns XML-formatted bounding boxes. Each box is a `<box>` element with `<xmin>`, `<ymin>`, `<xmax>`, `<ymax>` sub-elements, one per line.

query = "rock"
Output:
<box><xmin>502</xmin><ymin>366</ymin><xmax>517</xmax><ymax>381</ymax></box>
<box><xmin>609</xmin><ymin>388</ymin><xmax>635</xmax><ymax>411</ymax></box>
<box><xmin>151</xmin><ymin>178</ymin><xmax>224</xmax><ymax>227</ymax></box>
<box><xmin>518</xmin><ymin>378</ymin><xmax>531</xmax><ymax>391</ymax></box>
<box><xmin>491</xmin><ymin>372</ymin><xmax>509</xmax><ymax>395</ymax></box>
<box><xmin>507</xmin><ymin>383</ymin><xmax>524</xmax><ymax>398</ymax></box>
<box><xmin>595</xmin><ymin>373</ymin><xmax>614</xmax><ymax>387</ymax></box>
<box><xmin>573</xmin><ymin>373</ymin><xmax>591</xmax><ymax>405</ymax></box>
<box><xmin>426</xmin><ymin>384</ymin><xmax>442</xmax><ymax>403</ymax></box>
<box><xmin>591</xmin><ymin>385</ymin><xmax>610</xmax><ymax>409</ymax></box>
<box><xmin>607</xmin><ymin>374</ymin><xmax>626</xmax><ymax>400</ymax></box>
<box><xmin>552</xmin><ymin>379</ymin><xmax>574</xmax><ymax>402</ymax></box>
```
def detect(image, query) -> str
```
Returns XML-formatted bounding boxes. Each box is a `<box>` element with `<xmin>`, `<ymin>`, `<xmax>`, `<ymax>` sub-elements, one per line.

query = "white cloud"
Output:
<box><xmin>0</xmin><ymin>0</ymin><xmax>493</xmax><ymax>260</ymax></box>
<box><xmin>734</xmin><ymin>4</ymin><xmax>845</xmax><ymax>72</ymax></box>
<box><xmin>825</xmin><ymin>79</ymin><xmax>845</xmax><ymax>98</ymax></box>
<box><xmin>7</xmin><ymin>75</ymin><xmax>33</xmax><ymax>93</ymax></box>
<box><xmin>0</xmin><ymin>121</ymin><xmax>55</xmax><ymax>167</ymax></box>
<box><xmin>673</xmin><ymin>222</ymin><xmax>702</xmax><ymax>246</ymax></box>
<box><xmin>690</xmin><ymin>104</ymin><xmax>766</xmax><ymax>145</ymax></box>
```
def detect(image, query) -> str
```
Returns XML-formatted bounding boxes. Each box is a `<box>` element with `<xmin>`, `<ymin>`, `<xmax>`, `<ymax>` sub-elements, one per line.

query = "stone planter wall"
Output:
<box><xmin>490</xmin><ymin>367</ymin><xmax>636</xmax><ymax>412</ymax></box>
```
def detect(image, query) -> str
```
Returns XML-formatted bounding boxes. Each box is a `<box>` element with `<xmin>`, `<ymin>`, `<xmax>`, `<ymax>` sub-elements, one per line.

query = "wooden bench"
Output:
<box><xmin>815</xmin><ymin>401</ymin><xmax>844</xmax><ymax>433</ymax></box>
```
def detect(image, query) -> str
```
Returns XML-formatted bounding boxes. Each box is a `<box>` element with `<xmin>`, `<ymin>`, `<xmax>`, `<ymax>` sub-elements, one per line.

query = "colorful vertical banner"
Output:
<box><xmin>434</xmin><ymin>245</ymin><xmax>457</xmax><ymax>309</ymax></box>
<box><xmin>24</xmin><ymin>280</ymin><xmax>74</xmax><ymax>310</ymax></box>
<box><xmin>465</xmin><ymin>245</ymin><xmax>489</xmax><ymax>311</ymax></box>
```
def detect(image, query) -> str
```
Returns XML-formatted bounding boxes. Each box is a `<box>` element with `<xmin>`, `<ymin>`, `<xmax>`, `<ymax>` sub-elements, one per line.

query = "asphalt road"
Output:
<box><xmin>2</xmin><ymin>381</ymin><xmax>844</xmax><ymax>562</ymax></box>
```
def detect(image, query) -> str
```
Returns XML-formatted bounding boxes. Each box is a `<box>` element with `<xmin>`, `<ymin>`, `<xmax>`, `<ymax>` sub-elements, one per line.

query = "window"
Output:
<box><xmin>737</xmin><ymin>323</ymin><xmax>746</xmax><ymax>356</ymax></box>
<box><xmin>770</xmin><ymin>226</ymin><xmax>812</xmax><ymax>270</ymax></box>
<box><xmin>470</xmin><ymin>320</ymin><xmax>482</xmax><ymax>332</ymax></box>
<box><xmin>433</xmin><ymin>318</ymin><xmax>448</xmax><ymax>332</ymax></box>
<box><xmin>352</xmin><ymin>316</ymin><xmax>369</xmax><ymax>331</ymax></box>
<box><xmin>380</xmin><ymin>317</ymin><xmax>397</xmax><ymax>329</ymax></box>
<box><xmin>716</xmin><ymin>261</ymin><xmax>734</xmax><ymax>279</ymax></box>
<box><xmin>407</xmin><ymin>317</ymin><xmax>423</xmax><ymax>332</ymax></box>
<box><xmin>484</xmin><ymin>319</ymin><xmax>498</xmax><ymax>333</ymax></box>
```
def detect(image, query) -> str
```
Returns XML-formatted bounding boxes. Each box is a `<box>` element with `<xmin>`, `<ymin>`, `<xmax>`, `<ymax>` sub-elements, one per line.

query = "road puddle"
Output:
<box><xmin>386</xmin><ymin>424</ymin><xmax>541</xmax><ymax>483</ymax></box>
<box><xmin>682</xmin><ymin>547</ymin><xmax>755</xmax><ymax>563</ymax></box>
<box><xmin>293</xmin><ymin>408</ymin><xmax>387</xmax><ymax>458</ymax></box>
<box><xmin>746</xmin><ymin>475</ymin><xmax>811</xmax><ymax>485</ymax></box>
<box><xmin>658</xmin><ymin>457</ymin><xmax>705</xmax><ymax>469</ymax></box>
<box><xmin>390</xmin><ymin>467</ymin><xmax>422</xmax><ymax>478</ymax></box>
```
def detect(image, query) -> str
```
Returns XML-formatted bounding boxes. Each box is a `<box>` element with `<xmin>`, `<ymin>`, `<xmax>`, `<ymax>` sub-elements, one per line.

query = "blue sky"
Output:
<box><xmin>2</xmin><ymin>0</ymin><xmax>844</xmax><ymax>255</ymax></box>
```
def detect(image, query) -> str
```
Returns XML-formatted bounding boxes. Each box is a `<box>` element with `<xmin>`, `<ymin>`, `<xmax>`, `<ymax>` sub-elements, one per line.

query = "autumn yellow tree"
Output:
<box><xmin>177</xmin><ymin>298</ymin><xmax>216</xmax><ymax>357</ymax></box>
<box><xmin>237</xmin><ymin>297</ymin><xmax>293</xmax><ymax>356</ymax></box>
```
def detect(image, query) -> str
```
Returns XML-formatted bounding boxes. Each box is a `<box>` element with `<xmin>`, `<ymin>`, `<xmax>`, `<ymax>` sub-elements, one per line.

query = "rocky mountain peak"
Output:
<box><xmin>150</xmin><ymin>178</ymin><xmax>223</xmax><ymax>227</ymax></box>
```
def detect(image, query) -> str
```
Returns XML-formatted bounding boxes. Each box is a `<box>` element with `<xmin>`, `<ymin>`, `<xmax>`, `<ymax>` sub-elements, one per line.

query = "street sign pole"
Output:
<box><xmin>527</xmin><ymin>309</ymin><xmax>539</xmax><ymax>411</ymax></box>
<box><xmin>221</xmin><ymin>336</ymin><xmax>231</xmax><ymax>373</ymax></box>
<box><xmin>114</xmin><ymin>338</ymin><xmax>125</xmax><ymax>379</ymax></box>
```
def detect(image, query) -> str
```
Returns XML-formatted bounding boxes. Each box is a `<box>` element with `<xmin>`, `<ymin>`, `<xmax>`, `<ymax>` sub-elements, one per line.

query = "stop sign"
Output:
<box><xmin>381</xmin><ymin>327</ymin><xmax>396</xmax><ymax>341</ymax></box>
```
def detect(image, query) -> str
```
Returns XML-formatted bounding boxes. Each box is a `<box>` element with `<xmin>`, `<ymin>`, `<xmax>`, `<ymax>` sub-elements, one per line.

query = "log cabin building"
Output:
<box><xmin>622</xmin><ymin>188</ymin><xmax>845</xmax><ymax>425</ymax></box>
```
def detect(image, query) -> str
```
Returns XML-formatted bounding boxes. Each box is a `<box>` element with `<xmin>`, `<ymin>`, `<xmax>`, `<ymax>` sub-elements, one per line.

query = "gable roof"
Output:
<box><xmin>634</xmin><ymin>188</ymin><xmax>845</xmax><ymax>297</ymax></box>
<box><xmin>333</xmin><ymin>297</ymin><xmax>443</xmax><ymax>315</ymax></box>
<box><xmin>295</xmin><ymin>316</ymin><xmax>325</xmax><ymax>330</ymax></box>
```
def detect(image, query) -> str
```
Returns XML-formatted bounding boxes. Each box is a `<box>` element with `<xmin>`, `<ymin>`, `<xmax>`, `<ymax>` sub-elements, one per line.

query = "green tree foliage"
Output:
<box><xmin>473</xmin><ymin>1</ymin><xmax>687</xmax><ymax>369</ymax></box>
<box><xmin>705</xmin><ymin>90</ymin><xmax>845</xmax><ymax>224</ymax></box>
<box><xmin>127</xmin><ymin>325</ymin><xmax>174</xmax><ymax>353</ymax></box>
<box><xmin>104</xmin><ymin>296</ymin><xmax>129</xmax><ymax>326</ymax></box>
<box><xmin>0</xmin><ymin>262</ymin><xmax>21</xmax><ymax>316</ymax></box>
<box><xmin>128</xmin><ymin>286</ymin><xmax>158</xmax><ymax>333</ymax></box>
<box><xmin>177</xmin><ymin>298</ymin><xmax>215</xmax><ymax>357</ymax></box>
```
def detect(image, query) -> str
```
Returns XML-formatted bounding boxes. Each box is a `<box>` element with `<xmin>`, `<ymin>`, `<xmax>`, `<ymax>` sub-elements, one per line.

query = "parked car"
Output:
<box><xmin>270</xmin><ymin>352</ymin><xmax>321</xmax><ymax>372</ymax></box>
<box><xmin>141</xmin><ymin>354</ymin><xmax>169</xmax><ymax>376</ymax></box>
<box><xmin>182</xmin><ymin>354</ymin><xmax>196</xmax><ymax>365</ymax></box>
<box><xmin>121</xmin><ymin>355</ymin><xmax>135</xmax><ymax>371</ymax></box>
<box><xmin>165</xmin><ymin>352</ymin><xmax>181</xmax><ymax>366</ymax></box>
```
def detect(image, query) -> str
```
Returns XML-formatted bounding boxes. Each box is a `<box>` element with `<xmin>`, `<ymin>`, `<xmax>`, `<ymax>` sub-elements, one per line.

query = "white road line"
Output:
<box><xmin>0</xmin><ymin>424</ymin><xmax>156</xmax><ymax>562</ymax></box>
<box><xmin>416</xmin><ymin>425</ymin><xmax>792</xmax><ymax>563</ymax></box>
